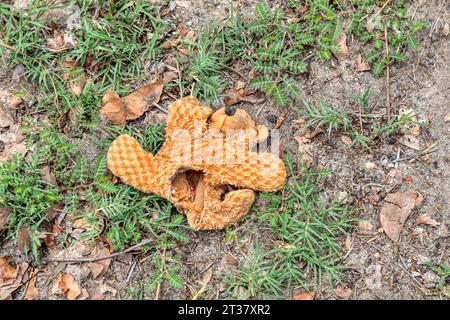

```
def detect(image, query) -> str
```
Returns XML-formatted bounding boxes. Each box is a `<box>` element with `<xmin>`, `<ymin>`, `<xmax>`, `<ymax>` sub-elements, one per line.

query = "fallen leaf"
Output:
<box><xmin>356</xmin><ymin>54</ymin><xmax>371</xmax><ymax>72</ymax></box>
<box><xmin>293</xmin><ymin>291</ymin><xmax>315</xmax><ymax>300</ymax></box>
<box><xmin>223</xmin><ymin>85</ymin><xmax>265</xmax><ymax>106</ymax></box>
<box><xmin>87</xmin><ymin>285</ymin><xmax>104</xmax><ymax>300</ymax></box>
<box><xmin>17</xmin><ymin>224</ymin><xmax>31</xmax><ymax>253</ymax></box>
<box><xmin>52</xmin><ymin>273</ymin><xmax>82</xmax><ymax>300</ymax></box>
<box><xmin>0</xmin><ymin>89</ymin><xmax>23</xmax><ymax>109</ymax></box>
<box><xmin>358</xmin><ymin>221</ymin><xmax>374</xmax><ymax>231</ymax></box>
<box><xmin>192</xmin><ymin>267</ymin><xmax>213</xmax><ymax>300</ymax></box>
<box><xmin>162</xmin><ymin>71</ymin><xmax>178</xmax><ymax>83</ymax></box>
<box><xmin>332</xmin><ymin>33</ymin><xmax>349</xmax><ymax>61</ymax></box>
<box><xmin>100</xmin><ymin>81</ymin><xmax>163</xmax><ymax>126</ymax></box>
<box><xmin>293</xmin><ymin>135</ymin><xmax>314</xmax><ymax>166</ymax></box>
<box><xmin>62</xmin><ymin>59</ymin><xmax>87</xmax><ymax>97</ymax></box>
<box><xmin>379</xmin><ymin>190</ymin><xmax>423</xmax><ymax>242</ymax></box>
<box><xmin>303</xmin><ymin>128</ymin><xmax>323</xmax><ymax>139</ymax></box>
<box><xmin>444</xmin><ymin>114</ymin><xmax>450</xmax><ymax>123</ymax></box>
<box><xmin>123</xmin><ymin>81</ymin><xmax>164</xmax><ymax>118</ymax></box>
<box><xmin>47</xmin><ymin>30</ymin><xmax>77</xmax><ymax>52</ymax></box>
<box><xmin>416</xmin><ymin>213</ymin><xmax>440</xmax><ymax>227</ymax></box>
<box><xmin>292</xmin><ymin>118</ymin><xmax>306</xmax><ymax>130</ymax></box>
<box><xmin>87</xmin><ymin>244</ymin><xmax>111</xmax><ymax>279</ymax></box>
<box><xmin>25</xmin><ymin>269</ymin><xmax>39</xmax><ymax>300</ymax></box>
<box><xmin>0</xmin><ymin>257</ymin><xmax>19</xmax><ymax>286</ymax></box>
<box><xmin>335</xmin><ymin>286</ymin><xmax>352</xmax><ymax>298</ymax></box>
<box><xmin>77</xmin><ymin>288</ymin><xmax>90</xmax><ymax>300</ymax></box>
<box><xmin>398</xmin><ymin>108</ymin><xmax>421</xmax><ymax>136</ymax></box>
<box><xmin>398</xmin><ymin>134</ymin><xmax>420</xmax><ymax>151</ymax></box>
<box><xmin>274</xmin><ymin>111</ymin><xmax>285</xmax><ymax>129</ymax></box>
<box><xmin>386</xmin><ymin>169</ymin><xmax>403</xmax><ymax>187</ymax></box>
<box><xmin>0</xmin><ymin>109</ymin><xmax>14</xmax><ymax>128</ymax></box>
<box><xmin>341</xmin><ymin>135</ymin><xmax>352</xmax><ymax>145</ymax></box>
<box><xmin>0</xmin><ymin>261</ymin><xmax>28</xmax><ymax>300</ymax></box>
<box><xmin>99</xmin><ymin>92</ymin><xmax>127</xmax><ymax>126</ymax></box>
<box><xmin>40</xmin><ymin>165</ymin><xmax>58</xmax><ymax>187</ymax></box>
<box><xmin>0</xmin><ymin>208</ymin><xmax>12</xmax><ymax>230</ymax></box>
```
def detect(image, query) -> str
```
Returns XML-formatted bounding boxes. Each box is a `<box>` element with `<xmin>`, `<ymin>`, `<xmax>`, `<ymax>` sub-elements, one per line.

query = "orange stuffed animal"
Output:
<box><xmin>107</xmin><ymin>96</ymin><xmax>286</xmax><ymax>230</ymax></box>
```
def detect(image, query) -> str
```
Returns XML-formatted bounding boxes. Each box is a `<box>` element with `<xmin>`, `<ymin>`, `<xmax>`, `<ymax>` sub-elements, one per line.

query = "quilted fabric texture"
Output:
<box><xmin>107</xmin><ymin>96</ymin><xmax>287</xmax><ymax>230</ymax></box>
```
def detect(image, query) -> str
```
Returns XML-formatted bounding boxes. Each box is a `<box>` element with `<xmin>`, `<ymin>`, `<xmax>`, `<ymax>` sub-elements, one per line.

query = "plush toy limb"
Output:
<box><xmin>166</xmin><ymin>96</ymin><xmax>213</xmax><ymax>137</ymax></box>
<box><xmin>184</xmin><ymin>186</ymin><xmax>255</xmax><ymax>230</ymax></box>
<box><xmin>204</xmin><ymin>152</ymin><xmax>287</xmax><ymax>192</ymax></box>
<box><xmin>107</xmin><ymin>134</ymin><xmax>178</xmax><ymax>197</ymax></box>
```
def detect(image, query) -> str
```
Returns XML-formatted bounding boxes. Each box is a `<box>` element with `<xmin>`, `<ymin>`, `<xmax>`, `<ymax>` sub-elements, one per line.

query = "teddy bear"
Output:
<box><xmin>107</xmin><ymin>96</ymin><xmax>287</xmax><ymax>230</ymax></box>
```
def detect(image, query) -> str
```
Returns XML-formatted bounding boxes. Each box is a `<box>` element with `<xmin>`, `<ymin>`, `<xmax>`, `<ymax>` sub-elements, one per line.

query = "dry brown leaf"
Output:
<box><xmin>47</xmin><ymin>31</ymin><xmax>77</xmax><ymax>52</ymax></box>
<box><xmin>25</xmin><ymin>269</ymin><xmax>39</xmax><ymax>300</ymax></box>
<box><xmin>341</xmin><ymin>135</ymin><xmax>352</xmax><ymax>145</ymax></box>
<box><xmin>18</xmin><ymin>225</ymin><xmax>31</xmax><ymax>253</ymax></box>
<box><xmin>100</xmin><ymin>81</ymin><xmax>163</xmax><ymax>126</ymax></box>
<box><xmin>332</xmin><ymin>33</ymin><xmax>349</xmax><ymax>61</ymax></box>
<box><xmin>274</xmin><ymin>111</ymin><xmax>285</xmax><ymax>129</ymax></box>
<box><xmin>398</xmin><ymin>108</ymin><xmax>421</xmax><ymax>136</ymax></box>
<box><xmin>77</xmin><ymin>288</ymin><xmax>90</xmax><ymax>300</ymax></box>
<box><xmin>0</xmin><ymin>208</ymin><xmax>11</xmax><ymax>230</ymax></box>
<box><xmin>303</xmin><ymin>128</ymin><xmax>323</xmax><ymax>139</ymax></box>
<box><xmin>62</xmin><ymin>59</ymin><xmax>87</xmax><ymax>97</ymax></box>
<box><xmin>292</xmin><ymin>118</ymin><xmax>306</xmax><ymax>130</ymax></box>
<box><xmin>87</xmin><ymin>244</ymin><xmax>111</xmax><ymax>279</ymax></box>
<box><xmin>223</xmin><ymin>86</ymin><xmax>265</xmax><ymax>106</ymax></box>
<box><xmin>0</xmin><ymin>89</ymin><xmax>23</xmax><ymax>109</ymax></box>
<box><xmin>123</xmin><ymin>81</ymin><xmax>164</xmax><ymax>119</ymax></box>
<box><xmin>52</xmin><ymin>273</ymin><xmax>82</xmax><ymax>300</ymax></box>
<box><xmin>294</xmin><ymin>135</ymin><xmax>314</xmax><ymax>167</ymax></box>
<box><xmin>99</xmin><ymin>92</ymin><xmax>127</xmax><ymax>126</ymax></box>
<box><xmin>335</xmin><ymin>286</ymin><xmax>352</xmax><ymax>298</ymax></box>
<box><xmin>416</xmin><ymin>213</ymin><xmax>440</xmax><ymax>227</ymax></box>
<box><xmin>398</xmin><ymin>134</ymin><xmax>420</xmax><ymax>151</ymax></box>
<box><xmin>293</xmin><ymin>291</ymin><xmax>315</xmax><ymax>300</ymax></box>
<box><xmin>379</xmin><ymin>190</ymin><xmax>423</xmax><ymax>242</ymax></box>
<box><xmin>358</xmin><ymin>221</ymin><xmax>374</xmax><ymax>231</ymax></box>
<box><xmin>162</xmin><ymin>71</ymin><xmax>178</xmax><ymax>83</ymax></box>
<box><xmin>198</xmin><ymin>267</ymin><xmax>213</xmax><ymax>288</ymax></box>
<box><xmin>386</xmin><ymin>169</ymin><xmax>403</xmax><ymax>187</ymax></box>
<box><xmin>87</xmin><ymin>285</ymin><xmax>104</xmax><ymax>300</ymax></box>
<box><xmin>192</xmin><ymin>267</ymin><xmax>214</xmax><ymax>300</ymax></box>
<box><xmin>40</xmin><ymin>165</ymin><xmax>58</xmax><ymax>187</ymax></box>
<box><xmin>0</xmin><ymin>257</ymin><xmax>19</xmax><ymax>286</ymax></box>
<box><xmin>0</xmin><ymin>109</ymin><xmax>14</xmax><ymax>128</ymax></box>
<box><xmin>0</xmin><ymin>261</ymin><xmax>28</xmax><ymax>300</ymax></box>
<box><xmin>356</xmin><ymin>54</ymin><xmax>371</xmax><ymax>72</ymax></box>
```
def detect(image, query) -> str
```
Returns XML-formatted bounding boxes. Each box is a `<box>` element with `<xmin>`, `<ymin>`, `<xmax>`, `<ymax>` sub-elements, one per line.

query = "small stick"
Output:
<box><xmin>153</xmin><ymin>103</ymin><xmax>168</xmax><ymax>114</ymax></box>
<box><xmin>391</xmin><ymin>149</ymin><xmax>438</xmax><ymax>163</ymax></box>
<box><xmin>51</xmin><ymin>239</ymin><xmax>154</xmax><ymax>263</ymax></box>
<box><xmin>384</xmin><ymin>25</ymin><xmax>391</xmax><ymax>122</ymax></box>
<box><xmin>126</xmin><ymin>260</ymin><xmax>138</xmax><ymax>284</ymax></box>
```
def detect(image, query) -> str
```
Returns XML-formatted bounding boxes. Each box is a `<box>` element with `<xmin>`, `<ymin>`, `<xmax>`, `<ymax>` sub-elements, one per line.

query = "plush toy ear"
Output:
<box><xmin>209</xmin><ymin>107</ymin><xmax>250</xmax><ymax>132</ymax></box>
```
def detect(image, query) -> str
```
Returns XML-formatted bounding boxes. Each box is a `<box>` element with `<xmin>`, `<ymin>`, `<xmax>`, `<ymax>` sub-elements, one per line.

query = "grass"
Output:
<box><xmin>0</xmin><ymin>0</ymin><xmax>168</xmax><ymax>133</ymax></box>
<box><xmin>301</xmin><ymin>87</ymin><xmax>427</xmax><ymax>148</ymax></box>
<box><xmin>221</xmin><ymin>155</ymin><xmax>355</xmax><ymax>299</ymax></box>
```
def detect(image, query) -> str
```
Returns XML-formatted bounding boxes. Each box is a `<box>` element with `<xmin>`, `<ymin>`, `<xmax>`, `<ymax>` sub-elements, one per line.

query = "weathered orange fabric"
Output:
<box><xmin>107</xmin><ymin>96</ymin><xmax>286</xmax><ymax>230</ymax></box>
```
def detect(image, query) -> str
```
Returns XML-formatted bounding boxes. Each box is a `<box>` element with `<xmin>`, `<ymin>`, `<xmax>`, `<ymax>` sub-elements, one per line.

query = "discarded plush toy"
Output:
<box><xmin>107</xmin><ymin>96</ymin><xmax>287</xmax><ymax>230</ymax></box>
